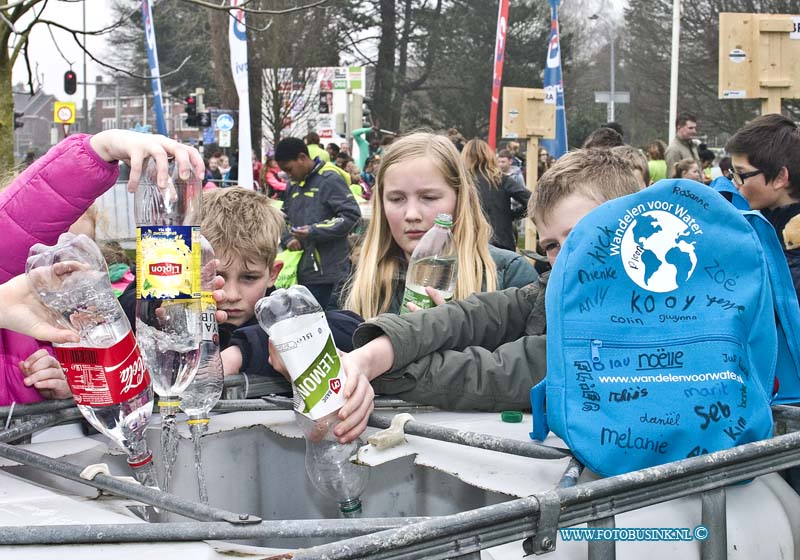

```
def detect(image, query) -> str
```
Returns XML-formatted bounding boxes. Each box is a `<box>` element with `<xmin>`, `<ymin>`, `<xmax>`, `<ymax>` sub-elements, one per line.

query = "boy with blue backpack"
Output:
<box><xmin>337</xmin><ymin>147</ymin><xmax>800</xmax><ymax>478</ymax></box>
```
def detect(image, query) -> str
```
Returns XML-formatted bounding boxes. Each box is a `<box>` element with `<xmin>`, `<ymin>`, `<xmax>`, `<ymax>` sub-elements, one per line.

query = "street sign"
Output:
<box><xmin>593</xmin><ymin>91</ymin><xmax>630</xmax><ymax>104</ymax></box>
<box><xmin>219</xmin><ymin>129</ymin><xmax>231</xmax><ymax>148</ymax></box>
<box><xmin>54</xmin><ymin>101</ymin><xmax>76</xmax><ymax>124</ymax></box>
<box><xmin>216</xmin><ymin>113</ymin><xmax>234</xmax><ymax>131</ymax></box>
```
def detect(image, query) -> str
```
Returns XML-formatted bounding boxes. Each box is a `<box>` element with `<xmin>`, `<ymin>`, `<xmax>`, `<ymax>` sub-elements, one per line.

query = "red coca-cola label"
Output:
<box><xmin>55</xmin><ymin>330</ymin><xmax>151</xmax><ymax>407</ymax></box>
<box><xmin>149</xmin><ymin>262</ymin><xmax>182</xmax><ymax>276</ymax></box>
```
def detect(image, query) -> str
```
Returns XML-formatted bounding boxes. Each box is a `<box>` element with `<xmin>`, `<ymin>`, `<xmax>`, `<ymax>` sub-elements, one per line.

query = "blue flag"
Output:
<box><xmin>141</xmin><ymin>0</ymin><xmax>168</xmax><ymax>136</ymax></box>
<box><xmin>541</xmin><ymin>0</ymin><xmax>568</xmax><ymax>158</ymax></box>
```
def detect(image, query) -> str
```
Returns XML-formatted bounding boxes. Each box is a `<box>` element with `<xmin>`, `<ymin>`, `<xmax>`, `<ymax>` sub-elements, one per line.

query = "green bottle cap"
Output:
<box><xmin>501</xmin><ymin>410</ymin><xmax>523</xmax><ymax>423</ymax></box>
<box><xmin>434</xmin><ymin>213</ymin><xmax>453</xmax><ymax>228</ymax></box>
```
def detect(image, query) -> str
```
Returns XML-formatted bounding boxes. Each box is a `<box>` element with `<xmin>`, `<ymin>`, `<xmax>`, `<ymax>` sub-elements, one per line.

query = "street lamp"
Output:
<box><xmin>588</xmin><ymin>13</ymin><xmax>617</xmax><ymax>122</ymax></box>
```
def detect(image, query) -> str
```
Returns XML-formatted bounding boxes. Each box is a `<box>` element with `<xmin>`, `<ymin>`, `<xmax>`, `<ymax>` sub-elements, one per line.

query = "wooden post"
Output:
<box><xmin>761</xmin><ymin>93</ymin><xmax>783</xmax><ymax>114</ymax></box>
<box><xmin>501</xmin><ymin>87</ymin><xmax>555</xmax><ymax>252</ymax></box>
<box><xmin>525</xmin><ymin>136</ymin><xmax>540</xmax><ymax>252</ymax></box>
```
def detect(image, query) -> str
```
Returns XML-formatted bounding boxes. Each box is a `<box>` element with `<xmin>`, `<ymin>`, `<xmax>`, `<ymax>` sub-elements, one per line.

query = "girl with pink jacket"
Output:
<box><xmin>0</xmin><ymin>130</ymin><xmax>204</xmax><ymax>406</ymax></box>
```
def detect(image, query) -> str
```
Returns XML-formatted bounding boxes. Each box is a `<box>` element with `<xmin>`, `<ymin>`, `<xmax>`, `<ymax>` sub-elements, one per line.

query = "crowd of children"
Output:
<box><xmin>2</xmin><ymin>112</ymin><xmax>798</xmax><ymax>448</ymax></box>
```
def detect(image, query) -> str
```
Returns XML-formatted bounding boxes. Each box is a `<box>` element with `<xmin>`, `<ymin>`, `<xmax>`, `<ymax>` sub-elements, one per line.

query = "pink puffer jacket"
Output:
<box><xmin>0</xmin><ymin>134</ymin><xmax>119</xmax><ymax>405</ymax></box>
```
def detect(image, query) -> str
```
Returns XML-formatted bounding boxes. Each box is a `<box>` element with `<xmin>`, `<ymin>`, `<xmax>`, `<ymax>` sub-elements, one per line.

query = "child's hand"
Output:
<box><xmin>1</xmin><ymin>272</ymin><xmax>80</xmax><ymax>344</ymax></box>
<box><xmin>405</xmin><ymin>286</ymin><xmax>447</xmax><ymax>313</ymax></box>
<box><xmin>210</xmin><ymin>272</ymin><xmax>228</xmax><ymax>324</ymax></box>
<box><xmin>221</xmin><ymin>346</ymin><xmax>242</xmax><ymax>376</ymax></box>
<box><xmin>333</xmin><ymin>351</ymin><xmax>375</xmax><ymax>444</ymax></box>
<box><xmin>267</xmin><ymin>340</ymin><xmax>291</xmax><ymax>382</ymax></box>
<box><xmin>286</xmin><ymin>238</ymin><xmax>302</xmax><ymax>251</ymax></box>
<box><xmin>19</xmin><ymin>349</ymin><xmax>72</xmax><ymax>400</ymax></box>
<box><xmin>89</xmin><ymin>130</ymin><xmax>205</xmax><ymax>192</ymax></box>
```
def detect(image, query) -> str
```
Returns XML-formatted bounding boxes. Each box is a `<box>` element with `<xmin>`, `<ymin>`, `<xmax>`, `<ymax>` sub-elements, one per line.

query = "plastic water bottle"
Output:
<box><xmin>400</xmin><ymin>213</ymin><xmax>458</xmax><ymax>313</ymax></box>
<box><xmin>134</xmin><ymin>157</ymin><xmax>203</xmax><ymax>491</ymax></box>
<box><xmin>134</xmin><ymin>157</ymin><xmax>203</xmax><ymax>417</ymax></box>
<box><xmin>26</xmin><ymin>233</ymin><xmax>158</xmax><ymax>489</ymax></box>
<box><xmin>255</xmin><ymin>286</ymin><xmax>369</xmax><ymax>517</ymax></box>
<box><xmin>180</xmin><ymin>236</ymin><xmax>224</xmax><ymax>431</ymax></box>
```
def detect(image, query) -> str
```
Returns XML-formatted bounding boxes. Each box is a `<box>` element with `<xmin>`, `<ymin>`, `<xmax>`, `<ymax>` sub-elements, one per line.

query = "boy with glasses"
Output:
<box><xmin>726</xmin><ymin>113</ymin><xmax>800</xmax><ymax>301</ymax></box>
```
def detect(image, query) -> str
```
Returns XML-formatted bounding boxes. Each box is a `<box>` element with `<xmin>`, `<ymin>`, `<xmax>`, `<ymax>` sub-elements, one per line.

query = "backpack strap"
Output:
<box><xmin>744</xmin><ymin>211</ymin><xmax>800</xmax><ymax>403</ymax></box>
<box><xmin>530</xmin><ymin>379</ymin><xmax>549</xmax><ymax>441</ymax></box>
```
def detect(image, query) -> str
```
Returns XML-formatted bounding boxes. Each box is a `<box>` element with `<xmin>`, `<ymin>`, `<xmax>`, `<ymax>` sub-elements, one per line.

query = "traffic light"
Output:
<box><xmin>13</xmin><ymin>112</ymin><xmax>23</xmax><ymax>129</ymax></box>
<box><xmin>184</xmin><ymin>95</ymin><xmax>197</xmax><ymax>127</ymax></box>
<box><xmin>64</xmin><ymin>70</ymin><xmax>77</xmax><ymax>95</ymax></box>
<box><xmin>198</xmin><ymin>112</ymin><xmax>211</xmax><ymax>128</ymax></box>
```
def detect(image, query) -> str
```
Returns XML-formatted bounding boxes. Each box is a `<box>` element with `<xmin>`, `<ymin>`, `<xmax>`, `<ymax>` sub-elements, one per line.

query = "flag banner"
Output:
<box><xmin>488</xmin><ymin>0</ymin><xmax>509</xmax><ymax>149</ymax></box>
<box><xmin>141</xmin><ymin>0</ymin><xmax>167</xmax><ymax>135</ymax></box>
<box><xmin>541</xmin><ymin>0</ymin><xmax>568</xmax><ymax>158</ymax></box>
<box><xmin>230</xmin><ymin>0</ymin><xmax>254</xmax><ymax>189</ymax></box>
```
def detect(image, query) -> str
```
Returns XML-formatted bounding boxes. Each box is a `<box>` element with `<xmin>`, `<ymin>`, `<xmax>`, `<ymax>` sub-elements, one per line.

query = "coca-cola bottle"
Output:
<box><xmin>26</xmin><ymin>233</ymin><xmax>158</xmax><ymax>489</ymax></box>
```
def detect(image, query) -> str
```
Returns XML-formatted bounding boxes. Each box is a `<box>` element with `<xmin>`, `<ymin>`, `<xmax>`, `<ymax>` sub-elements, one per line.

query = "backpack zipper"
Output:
<box><xmin>590</xmin><ymin>335</ymin><xmax>742</xmax><ymax>363</ymax></box>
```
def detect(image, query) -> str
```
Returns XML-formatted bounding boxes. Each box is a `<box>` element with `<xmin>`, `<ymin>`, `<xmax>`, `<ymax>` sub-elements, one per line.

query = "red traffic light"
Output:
<box><xmin>64</xmin><ymin>70</ymin><xmax>77</xmax><ymax>95</ymax></box>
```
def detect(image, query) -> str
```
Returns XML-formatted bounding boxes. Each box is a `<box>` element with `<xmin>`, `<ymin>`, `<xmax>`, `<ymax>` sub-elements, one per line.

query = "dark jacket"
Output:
<box><xmin>762</xmin><ymin>202</ymin><xmax>800</xmax><ymax>303</ymax></box>
<box><xmin>352</xmin><ymin>273</ymin><xmax>549</xmax><ymax>411</ymax></box>
<box><xmin>474</xmin><ymin>172</ymin><xmax>531</xmax><ymax>251</ymax></box>
<box><xmin>282</xmin><ymin>159</ymin><xmax>361</xmax><ymax>285</ymax></box>
<box><xmin>228</xmin><ymin>310</ymin><xmax>363</xmax><ymax>378</ymax></box>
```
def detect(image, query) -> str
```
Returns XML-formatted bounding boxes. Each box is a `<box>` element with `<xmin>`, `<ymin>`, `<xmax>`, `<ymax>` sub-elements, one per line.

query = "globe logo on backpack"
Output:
<box><xmin>612</xmin><ymin>202</ymin><xmax>703</xmax><ymax>293</ymax></box>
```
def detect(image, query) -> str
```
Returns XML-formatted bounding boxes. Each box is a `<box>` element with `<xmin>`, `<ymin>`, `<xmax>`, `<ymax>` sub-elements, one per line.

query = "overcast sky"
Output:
<box><xmin>12</xmin><ymin>1</ymin><xmax>114</xmax><ymax>102</ymax></box>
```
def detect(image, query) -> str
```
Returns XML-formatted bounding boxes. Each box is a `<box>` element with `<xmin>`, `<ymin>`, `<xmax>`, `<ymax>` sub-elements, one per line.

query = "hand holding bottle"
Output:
<box><xmin>0</xmin><ymin>271</ymin><xmax>80</xmax><ymax>344</ymax></box>
<box><xmin>333</xmin><ymin>352</ymin><xmax>375</xmax><ymax>444</ymax></box>
<box><xmin>404</xmin><ymin>286</ymin><xmax>448</xmax><ymax>313</ymax></box>
<box><xmin>89</xmin><ymin>129</ymin><xmax>205</xmax><ymax>192</ymax></box>
<box><xmin>19</xmin><ymin>349</ymin><xmax>71</xmax><ymax>400</ymax></box>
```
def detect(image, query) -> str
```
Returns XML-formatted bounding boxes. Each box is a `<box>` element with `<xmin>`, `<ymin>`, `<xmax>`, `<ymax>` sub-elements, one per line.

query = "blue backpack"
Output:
<box><xmin>530</xmin><ymin>179</ymin><xmax>800</xmax><ymax>477</ymax></box>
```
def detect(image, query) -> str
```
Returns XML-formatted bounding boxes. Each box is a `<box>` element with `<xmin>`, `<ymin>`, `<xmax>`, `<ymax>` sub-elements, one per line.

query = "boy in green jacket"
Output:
<box><xmin>328</xmin><ymin>148</ymin><xmax>644</xmax><ymax>440</ymax></box>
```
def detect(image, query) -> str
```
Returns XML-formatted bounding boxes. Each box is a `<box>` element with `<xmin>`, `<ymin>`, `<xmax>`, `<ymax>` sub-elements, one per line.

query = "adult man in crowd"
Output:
<box><xmin>665</xmin><ymin>111</ymin><xmax>700</xmax><ymax>171</ymax></box>
<box><xmin>497</xmin><ymin>149</ymin><xmax>525</xmax><ymax>187</ymax></box>
<box><xmin>275</xmin><ymin>137</ymin><xmax>361</xmax><ymax>309</ymax></box>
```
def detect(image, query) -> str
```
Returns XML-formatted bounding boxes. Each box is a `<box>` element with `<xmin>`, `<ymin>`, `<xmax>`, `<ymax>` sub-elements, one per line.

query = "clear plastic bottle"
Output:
<box><xmin>400</xmin><ymin>213</ymin><xmax>458</xmax><ymax>314</ymax></box>
<box><xmin>180</xmin><ymin>236</ymin><xmax>224</xmax><ymax>430</ymax></box>
<box><xmin>134</xmin><ymin>157</ymin><xmax>203</xmax><ymax>414</ymax></box>
<box><xmin>134</xmin><ymin>157</ymin><xmax>203</xmax><ymax>491</ymax></box>
<box><xmin>26</xmin><ymin>233</ymin><xmax>158</xmax><ymax>489</ymax></box>
<box><xmin>179</xmin><ymin>237</ymin><xmax>223</xmax><ymax>504</ymax></box>
<box><xmin>255</xmin><ymin>286</ymin><xmax>369</xmax><ymax>517</ymax></box>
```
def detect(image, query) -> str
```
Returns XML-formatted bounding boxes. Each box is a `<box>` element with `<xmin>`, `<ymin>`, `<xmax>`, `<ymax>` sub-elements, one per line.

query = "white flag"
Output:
<box><xmin>229</xmin><ymin>1</ymin><xmax>253</xmax><ymax>189</ymax></box>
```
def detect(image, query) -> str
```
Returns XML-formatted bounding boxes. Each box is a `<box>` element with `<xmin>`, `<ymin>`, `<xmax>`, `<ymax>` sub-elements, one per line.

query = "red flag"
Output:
<box><xmin>488</xmin><ymin>0</ymin><xmax>510</xmax><ymax>149</ymax></box>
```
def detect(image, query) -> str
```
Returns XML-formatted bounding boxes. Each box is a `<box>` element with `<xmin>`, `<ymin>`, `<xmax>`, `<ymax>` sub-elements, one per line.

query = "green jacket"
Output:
<box><xmin>352</xmin><ymin>273</ymin><xmax>549</xmax><ymax>411</ymax></box>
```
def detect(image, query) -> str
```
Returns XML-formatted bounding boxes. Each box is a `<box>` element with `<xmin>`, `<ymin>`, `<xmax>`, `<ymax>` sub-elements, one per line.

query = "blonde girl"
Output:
<box><xmin>344</xmin><ymin>132</ymin><xmax>536</xmax><ymax>318</ymax></box>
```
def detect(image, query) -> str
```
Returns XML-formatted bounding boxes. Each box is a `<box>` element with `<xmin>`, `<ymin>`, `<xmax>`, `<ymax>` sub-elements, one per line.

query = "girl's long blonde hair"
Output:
<box><xmin>462</xmin><ymin>138</ymin><xmax>502</xmax><ymax>189</ymax></box>
<box><xmin>345</xmin><ymin>132</ymin><xmax>497</xmax><ymax>319</ymax></box>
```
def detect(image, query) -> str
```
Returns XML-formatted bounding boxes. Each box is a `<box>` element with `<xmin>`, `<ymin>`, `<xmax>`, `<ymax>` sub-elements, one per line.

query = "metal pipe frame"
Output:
<box><xmin>368</xmin><ymin>412</ymin><xmax>570</xmax><ymax>460</ymax></box>
<box><xmin>0</xmin><ymin>408</ymin><xmax>83</xmax><ymax>444</ymax></box>
<box><xmin>0</xmin><ymin>398</ymin><xmax>76</xmax><ymax>418</ymax></box>
<box><xmin>0</xmin><ymin>442</ymin><xmax>261</xmax><ymax>525</ymax></box>
<box><xmin>0</xmin><ymin>518</ymin><xmax>432</xmax><ymax>545</ymax></box>
<box><xmin>292</xmin><ymin>429</ymin><xmax>800</xmax><ymax>559</ymax></box>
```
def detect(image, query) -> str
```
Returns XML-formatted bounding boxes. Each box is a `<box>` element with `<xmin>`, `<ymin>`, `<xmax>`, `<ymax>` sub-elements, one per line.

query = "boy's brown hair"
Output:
<box><xmin>530</xmin><ymin>149</ymin><xmax>642</xmax><ymax>227</ymax></box>
<box><xmin>201</xmin><ymin>188</ymin><xmax>284</xmax><ymax>268</ymax></box>
<box><xmin>611</xmin><ymin>145</ymin><xmax>650</xmax><ymax>185</ymax></box>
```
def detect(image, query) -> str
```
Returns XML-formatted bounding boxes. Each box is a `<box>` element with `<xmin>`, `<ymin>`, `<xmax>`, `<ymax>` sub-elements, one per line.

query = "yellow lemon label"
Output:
<box><xmin>136</xmin><ymin>225</ymin><xmax>201</xmax><ymax>299</ymax></box>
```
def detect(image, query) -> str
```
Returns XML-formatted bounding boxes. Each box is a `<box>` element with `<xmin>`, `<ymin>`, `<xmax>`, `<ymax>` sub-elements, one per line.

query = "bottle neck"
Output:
<box><xmin>188</xmin><ymin>415</ymin><xmax>210</xmax><ymax>436</ymax></box>
<box><xmin>339</xmin><ymin>498</ymin><xmax>363</xmax><ymax>518</ymax></box>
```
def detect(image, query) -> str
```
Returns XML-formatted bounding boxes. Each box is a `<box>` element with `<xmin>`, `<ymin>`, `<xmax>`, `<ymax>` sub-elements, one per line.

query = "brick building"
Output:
<box><xmin>92</xmin><ymin>80</ymin><xmax>203</xmax><ymax>144</ymax></box>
